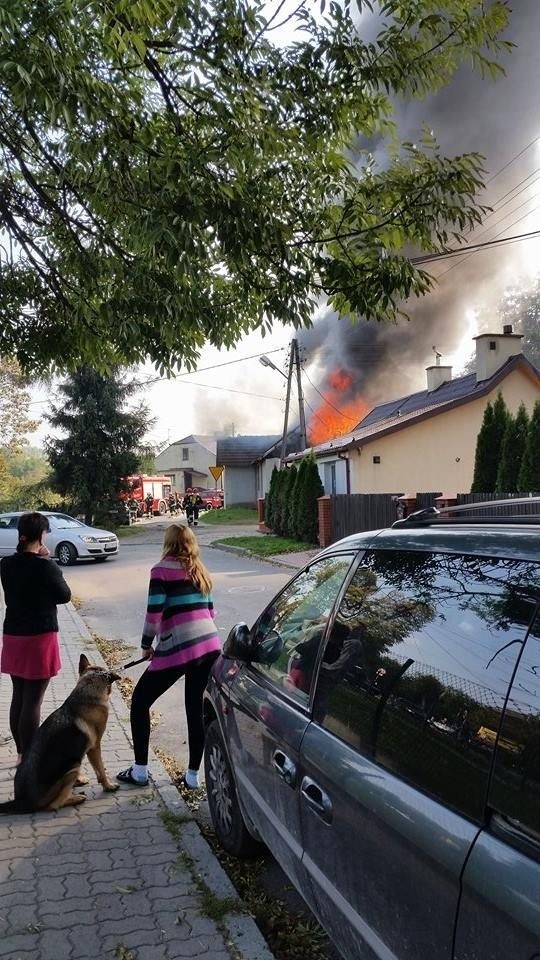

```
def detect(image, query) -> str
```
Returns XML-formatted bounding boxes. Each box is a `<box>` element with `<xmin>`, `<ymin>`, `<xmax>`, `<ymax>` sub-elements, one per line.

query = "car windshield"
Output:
<box><xmin>50</xmin><ymin>515</ymin><xmax>84</xmax><ymax>529</ymax></box>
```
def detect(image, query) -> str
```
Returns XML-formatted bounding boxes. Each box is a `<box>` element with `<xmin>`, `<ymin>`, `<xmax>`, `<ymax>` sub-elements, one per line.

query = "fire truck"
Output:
<box><xmin>123</xmin><ymin>475</ymin><xmax>172</xmax><ymax>517</ymax></box>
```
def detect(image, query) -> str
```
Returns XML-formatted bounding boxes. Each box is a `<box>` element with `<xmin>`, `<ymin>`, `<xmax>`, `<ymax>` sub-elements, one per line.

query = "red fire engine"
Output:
<box><xmin>123</xmin><ymin>475</ymin><xmax>172</xmax><ymax>517</ymax></box>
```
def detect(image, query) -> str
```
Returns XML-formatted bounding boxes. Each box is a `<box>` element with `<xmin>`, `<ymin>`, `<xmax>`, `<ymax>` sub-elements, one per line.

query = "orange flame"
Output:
<box><xmin>308</xmin><ymin>369</ymin><xmax>368</xmax><ymax>445</ymax></box>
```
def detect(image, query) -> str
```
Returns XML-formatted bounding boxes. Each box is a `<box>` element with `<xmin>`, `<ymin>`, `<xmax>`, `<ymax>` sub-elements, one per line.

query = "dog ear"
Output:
<box><xmin>78</xmin><ymin>654</ymin><xmax>90</xmax><ymax>675</ymax></box>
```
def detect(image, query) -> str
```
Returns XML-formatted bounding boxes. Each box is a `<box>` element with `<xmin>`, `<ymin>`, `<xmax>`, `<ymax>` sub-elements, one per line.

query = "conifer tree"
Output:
<box><xmin>296</xmin><ymin>454</ymin><xmax>324</xmax><ymax>543</ymax></box>
<box><xmin>46</xmin><ymin>367</ymin><xmax>153</xmax><ymax>524</ymax></box>
<box><xmin>265</xmin><ymin>465</ymin><xmax>279</xmax><ymax>531</ymax></box>
<box><xmin>283</xmin><ymin>464</ymin><xmax>298</xmax><ymax>538</ymax></box>
<box><xmin>290</xmin><ymin>458</ymin><xmax>307</xmax><ymax>540</ymax></box>
<box><xmin>496</xmin><ymin>403</ymin><xmax>530</xmax><ymax>493</ymax></box>
<box><xmin>471</xmin><ymin>392</ymin><xmax>508</xmax><ymax>493</ymax></box>
<box><xmin>518</xmin><ymin>400</ymin><xmax>540</xmax><ymax>492</ymax></box>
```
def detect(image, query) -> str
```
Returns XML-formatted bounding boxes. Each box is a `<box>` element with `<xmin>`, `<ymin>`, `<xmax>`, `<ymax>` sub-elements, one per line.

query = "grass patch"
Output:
<box><xmin>199</xmin><ymin>890</ymin><xmax>242</xmax><ymax>922</ymax></box>
<box><xmin>201</xmin><ymin>507</ymin><xmax>258</xmax><ymax>525</ymax></box>
<box><xmin>215</xmin><ymin>535</ymin><xmax>316</xmax><ymax>557</ymax></box>
<box><xmin>116</xmin><ymin>523</ymin><xmax>152</xmax><ymax>538</ymax></box>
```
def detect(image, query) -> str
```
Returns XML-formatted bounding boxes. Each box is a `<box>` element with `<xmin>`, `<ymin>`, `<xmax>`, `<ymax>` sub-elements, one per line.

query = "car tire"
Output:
<box><xmin>204</xmin><ymin>720</ymin><xmax>260</xmax><ymax>859</ymax></box>
<box><xmin>205</xmin><ymin>503</ymin><xmax>213</xmax><ymax>510</ymax></box>
<box><xmin>158</xmin><ymin>501</ymin><xmax>167</xmax><ymax>515</ymax></box>
<box><xmin>56</xmin><ymin>541</ymin><xmax>77</xmax><ymax>566</ymax></box>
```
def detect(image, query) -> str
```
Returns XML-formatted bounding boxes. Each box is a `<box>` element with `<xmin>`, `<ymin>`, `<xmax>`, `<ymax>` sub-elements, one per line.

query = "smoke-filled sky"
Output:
<box><xmin>31</xmin><ymin>0</ymin><xmax>540</xmax><ymax>448</ymax></box>
<box><xmin>299</xmin><ymin>0</ymin><xmax>540</xmax><ymax>414</ymax></box>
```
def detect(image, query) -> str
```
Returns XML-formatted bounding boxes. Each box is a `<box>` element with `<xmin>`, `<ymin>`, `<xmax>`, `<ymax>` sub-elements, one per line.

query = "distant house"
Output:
<box><xmin>288</xmin><ymin>327</ymin><xmax>540</xmax><ymax>495</ymax></box>
<box><xmin>216</xmin><ymin>435</ymin><xmax>288</xmax><ymax>507</ymax></box>
<box><xmin>154</xmin><ymin>435</ymin><xmax>217</xmax><ymax>494</ymax></box>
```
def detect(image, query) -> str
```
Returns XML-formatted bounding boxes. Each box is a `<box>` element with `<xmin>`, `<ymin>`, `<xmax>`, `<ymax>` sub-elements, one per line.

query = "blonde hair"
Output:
<box><xmin>162</xmin><ymin>523</ymin><xmax>212</xmax><ymax>595</ymax></box>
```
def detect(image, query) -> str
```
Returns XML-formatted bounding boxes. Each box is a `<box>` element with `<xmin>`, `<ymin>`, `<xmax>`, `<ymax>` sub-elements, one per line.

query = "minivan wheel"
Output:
<box><xmin>56</xmin><ymin>541</ymin><xmax>77</xmax><ymax>566</ymax></box>
<box><xmin>204</xmin><ymin>720</ymin><xmax>260</xmax><ymax>859</ymax></box>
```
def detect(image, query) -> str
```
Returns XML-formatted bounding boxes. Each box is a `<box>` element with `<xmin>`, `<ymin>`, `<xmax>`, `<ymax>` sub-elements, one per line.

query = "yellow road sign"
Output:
<box><xmin>209</xmin><ymin>465</ymin><xmax>224</xmax><ymax>481</ymax></box>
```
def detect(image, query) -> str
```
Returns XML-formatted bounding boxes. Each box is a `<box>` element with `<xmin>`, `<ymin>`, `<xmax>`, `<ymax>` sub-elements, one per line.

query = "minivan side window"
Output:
<box><xmin>314</xmin><ymin>551</ymin><xmax>539</xmax><ymax>822</ymax></box>
<box><xmin>252</xmin><ymin>555</ymin><xmax>354</xmax><ymax>703</ymax></box>
<box><xmin>489</xmin><ymin>608</ymin><xmax>540</xmax><ymax>843</ymax></box>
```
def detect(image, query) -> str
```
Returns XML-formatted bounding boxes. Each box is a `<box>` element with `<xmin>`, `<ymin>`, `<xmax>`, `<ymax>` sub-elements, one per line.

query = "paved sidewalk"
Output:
<box><xmin>0</xmin><ymin>605</ymin><xmax>273</xmax><ymax>960</ymax></box>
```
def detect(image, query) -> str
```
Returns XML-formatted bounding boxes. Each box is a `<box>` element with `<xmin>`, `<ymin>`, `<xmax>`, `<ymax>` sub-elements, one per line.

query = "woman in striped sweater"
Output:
<box><xmin>117</xmin><ymin>524</ymin><xmax>221</xmax><ymax>788</ymax></box>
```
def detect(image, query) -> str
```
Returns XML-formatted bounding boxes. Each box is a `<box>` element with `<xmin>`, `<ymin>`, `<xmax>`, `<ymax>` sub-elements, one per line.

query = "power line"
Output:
<box><xmin>412</xmin><ymin>227</ymin><xmax>540</xmax><ymax>267</ymax></box>
<box><xmin>485</xmin><ymin>135</ymin><xmax>540</xmax><ymax>186</ymax></box>
<box><xmin>302</xmin><ymin>366</ymin><xmax>358</xmax><ymax>422</ymax></box>
<box><xmin>432</xmin><ymin>213</ymin><xmax>540</xmax><ymax>280</ymax></box>
<box><xmin>136</xmin><ymin>347</ymin><xmax>285</xmax><ymax>388</ymax></box>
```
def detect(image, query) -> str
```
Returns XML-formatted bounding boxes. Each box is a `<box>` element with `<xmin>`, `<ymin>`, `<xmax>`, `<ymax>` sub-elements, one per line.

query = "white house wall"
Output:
<box><xmin>348</xmin><ymin>367</ymin><xmax>539</xmax><ymax>495</ymax></box>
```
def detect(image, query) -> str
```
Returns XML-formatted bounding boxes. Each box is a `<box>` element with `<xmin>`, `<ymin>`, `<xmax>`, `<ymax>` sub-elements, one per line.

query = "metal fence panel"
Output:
<box><xmin>331</xmin><ymin>494</ymin><xmax>402</xmax><ymax>541</ymax></box>
<box><xmin>456</xmin><ymin>492</ymin><xmax>540</xmax><ymax>517</ymax></box>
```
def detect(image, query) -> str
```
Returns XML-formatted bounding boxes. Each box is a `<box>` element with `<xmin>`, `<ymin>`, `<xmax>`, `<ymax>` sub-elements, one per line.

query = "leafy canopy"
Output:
<box><xmin>0</xmin><ymin>0</ymin><xmax>511</xmax><ymax>373</ymax></box>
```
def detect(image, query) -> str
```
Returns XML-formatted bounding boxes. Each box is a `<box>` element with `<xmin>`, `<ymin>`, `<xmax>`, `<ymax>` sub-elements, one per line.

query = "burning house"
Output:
<box><xmin>289</xmin><ymin>328</ymin><xmax>540</xmax><ymax>496</ymax></box>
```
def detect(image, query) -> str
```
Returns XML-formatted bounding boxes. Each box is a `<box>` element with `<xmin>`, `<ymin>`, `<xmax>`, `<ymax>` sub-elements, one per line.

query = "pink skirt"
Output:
<box><xmin>0</xmin><ymin>632</ymin><xmax>61</xmax><ymax>680</ymax></box>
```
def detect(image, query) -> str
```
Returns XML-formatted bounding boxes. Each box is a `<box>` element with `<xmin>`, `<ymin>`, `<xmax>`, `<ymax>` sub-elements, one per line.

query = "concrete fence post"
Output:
<box><xmin>317</xmin><ymin>495</ymin><xmax>332</xmax><ymax>548</ymax></box>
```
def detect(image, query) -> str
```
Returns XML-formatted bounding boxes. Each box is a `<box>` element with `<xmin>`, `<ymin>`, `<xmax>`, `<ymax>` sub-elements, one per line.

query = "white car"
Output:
<box><xmin>0</xmin><ymin>512</ymin><xmax>119</xmax><ymax>566</ymax></box>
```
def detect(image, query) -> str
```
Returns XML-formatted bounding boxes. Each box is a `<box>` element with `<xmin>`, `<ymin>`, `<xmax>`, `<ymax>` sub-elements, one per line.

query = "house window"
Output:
<box><xmin>373</xmin><ymin>455</ymin><xmax>381</xmax><ymax>464</ymax></box>
<box><xmin>182</xmin><ymin>447</ymin><xmax>189</xmax><ymax>461</ymax></box>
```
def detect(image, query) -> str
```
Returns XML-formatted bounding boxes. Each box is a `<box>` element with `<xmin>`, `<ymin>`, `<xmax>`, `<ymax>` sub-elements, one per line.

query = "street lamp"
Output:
<box><xmin>259</xmin><ymin>355</ymin><xmax>287</xmax><ymax>379</ymax></box>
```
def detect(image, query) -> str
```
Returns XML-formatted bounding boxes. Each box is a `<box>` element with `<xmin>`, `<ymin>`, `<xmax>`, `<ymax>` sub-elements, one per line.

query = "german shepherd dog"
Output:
<box><xmin>0</xmin><ymin>654</ymin><xmax>120</xmax><ymax>813</ymax></box>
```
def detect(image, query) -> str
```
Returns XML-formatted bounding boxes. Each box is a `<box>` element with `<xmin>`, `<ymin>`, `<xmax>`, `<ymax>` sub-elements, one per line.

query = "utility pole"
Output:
<box><xmin>280</xmin><ymin>341</ymin><xmax>295</xmax><ymax>466</ymax></box>
<box><xmin>293</xmin><ymin>338</ymin><xmax>307</xmax><ymax>452</ymax></box>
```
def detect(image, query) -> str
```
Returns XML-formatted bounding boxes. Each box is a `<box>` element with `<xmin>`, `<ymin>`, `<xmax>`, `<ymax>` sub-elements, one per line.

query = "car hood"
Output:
<box><xmin>58</xmin><ymin>526</ymin><xmax>117</xmax><ymax>539</ymax></box>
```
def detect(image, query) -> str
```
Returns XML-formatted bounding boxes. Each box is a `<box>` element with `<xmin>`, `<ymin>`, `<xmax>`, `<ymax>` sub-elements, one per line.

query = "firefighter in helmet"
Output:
<box><xmin>182</xmin><ymin>488</ymin><xmax>203</xmax><ymax>526</ymax></box>
<box><xmin>144</xmin><ymin>492</ymin><xmax>154</xmax><ymax>517</ymax></box>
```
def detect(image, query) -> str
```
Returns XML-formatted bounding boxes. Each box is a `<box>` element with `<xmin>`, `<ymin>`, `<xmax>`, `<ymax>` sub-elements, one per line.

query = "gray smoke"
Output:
<box><xmin>299</xmin><ymin>0</ymin><xmax>540</xmax><ymax>408</ymax></box>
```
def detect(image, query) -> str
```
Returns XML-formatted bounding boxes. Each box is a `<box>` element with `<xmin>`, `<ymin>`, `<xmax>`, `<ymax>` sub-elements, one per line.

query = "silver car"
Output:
<box><xmin>0</xmin><ymin>512</ymin><xmax>119</xmax><ymax>566</ymax></box>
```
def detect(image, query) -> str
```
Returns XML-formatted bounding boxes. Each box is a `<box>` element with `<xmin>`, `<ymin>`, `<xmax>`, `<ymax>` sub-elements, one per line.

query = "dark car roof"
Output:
<box><xmin>319</xmin><ymin>525</ymin><xmax>540</xmax><ymax>563</ymax></box>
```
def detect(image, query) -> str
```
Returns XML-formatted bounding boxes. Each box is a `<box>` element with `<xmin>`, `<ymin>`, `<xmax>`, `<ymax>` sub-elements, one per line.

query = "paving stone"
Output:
<box><xmin>0</xmin><ymin>601</ymin><xmax>275</xmax><ymax>960</ymax></box>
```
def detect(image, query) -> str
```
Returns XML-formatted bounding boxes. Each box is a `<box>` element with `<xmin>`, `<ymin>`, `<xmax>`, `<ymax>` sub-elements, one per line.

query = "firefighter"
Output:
<box><xmin>144</xmin><ymin>492</ymin><xmax>154</xmax><ymax>517</ymax></box>
<box><xmin>183</xmin><ymin>489</ymin><xmax>203</xmax><ymax>526</ymax></box>
<box><xmin>168</xmin><ymin>492</ymin><xmax>177</xmax><ymax>516</ymax></box>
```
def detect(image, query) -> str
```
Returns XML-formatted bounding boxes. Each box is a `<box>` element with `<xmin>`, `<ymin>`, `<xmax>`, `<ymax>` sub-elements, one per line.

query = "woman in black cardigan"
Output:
<box><xmin>0</xmin><ymin>513</ymin><xmax>71</xmax><ymax>764</ymax></box>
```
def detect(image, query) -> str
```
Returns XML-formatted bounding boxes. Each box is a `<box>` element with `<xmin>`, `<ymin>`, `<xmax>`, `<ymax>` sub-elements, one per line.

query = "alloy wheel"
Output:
<box><xmin>207</xmin><ymin>743</ymin><xmax>233</xmax><ymax>835</ymax></box>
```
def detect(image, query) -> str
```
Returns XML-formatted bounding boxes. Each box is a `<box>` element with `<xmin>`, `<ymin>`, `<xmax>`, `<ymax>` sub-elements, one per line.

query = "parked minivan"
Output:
<box><xmin>203</xmin><ymin>501</ymin><xmax>540</xmax><ymax>960</ymax></box>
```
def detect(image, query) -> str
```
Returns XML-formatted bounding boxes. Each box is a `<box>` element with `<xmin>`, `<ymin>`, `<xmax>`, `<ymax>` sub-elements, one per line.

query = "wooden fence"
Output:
<box><xmin>328</xmin><ymin>490</ymin><xmax>540</xmax><ymax>542</ymax></box>
<box><xmin>330</xmin><ymin>493</ymin><xmax>402</xmax><ymax>541</ymax></box>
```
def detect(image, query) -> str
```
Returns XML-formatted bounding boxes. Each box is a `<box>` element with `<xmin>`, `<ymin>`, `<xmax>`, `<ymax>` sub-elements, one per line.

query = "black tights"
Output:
<box><xmin>10</xmin><ymin>676</ymin><xmax>50</xmax><ymax>755</ymax></box>
<box><xmin>130</xmin><ymin>656</ymin><xmax>217</xmax><ymax>768</ymax></box>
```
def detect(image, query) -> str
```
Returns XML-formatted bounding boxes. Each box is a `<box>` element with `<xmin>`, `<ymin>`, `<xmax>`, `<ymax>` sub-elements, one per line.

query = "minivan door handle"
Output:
<box><xmin>272</xmin><ymin>749</ymin><xmax>297</xmax><ymax>787</ymax></box>
<box><xmin>300</xmin><ymin>776</ymin><xmax>333</xmax><ymax>824</ymax></box>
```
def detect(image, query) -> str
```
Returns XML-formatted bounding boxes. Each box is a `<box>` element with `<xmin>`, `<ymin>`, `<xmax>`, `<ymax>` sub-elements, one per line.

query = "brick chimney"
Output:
<box><xmin>426</xmin><ymin>362</ymin><xmax>452</xmax><ymax>392</ymax></box>
<box><xmin>474</xmin><ymin>325</ymin><xmax>523</xmax><ymax>382</ymax></box>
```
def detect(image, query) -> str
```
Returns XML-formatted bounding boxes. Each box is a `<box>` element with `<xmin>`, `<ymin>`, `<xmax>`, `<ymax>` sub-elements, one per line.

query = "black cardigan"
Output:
<box><xmin>1</xmin><ymin>553</ymin><xmax>71</xmax><ymax>635</ymax></box>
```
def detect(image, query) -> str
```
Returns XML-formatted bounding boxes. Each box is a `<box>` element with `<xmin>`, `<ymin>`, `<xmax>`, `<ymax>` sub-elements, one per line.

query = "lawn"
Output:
<box><xmin>215</xmin><ymin>535</ymin><xmax>316</xmax><ymax>556</ymax></box>
<box><xmin>201</xmin><ymin>506</ymin><xmax>258</xmax><ymax>525</ymax></box>
<box><xmin>116</xmin><ymin>522</ymin><xmax>152</xmax><ymax>538</ymax></box>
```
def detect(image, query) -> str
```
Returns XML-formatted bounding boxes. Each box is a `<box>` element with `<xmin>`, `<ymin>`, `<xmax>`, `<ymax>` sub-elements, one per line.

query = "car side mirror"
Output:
<box><xmin>255</xmin><ymin>630</ymin><xmax>284</xmax><ymax>665</ymax></box>
<box><xmin>223</xmin><ymin>623</ymin><xmax>253</xmax><ymax>661</ymax></box>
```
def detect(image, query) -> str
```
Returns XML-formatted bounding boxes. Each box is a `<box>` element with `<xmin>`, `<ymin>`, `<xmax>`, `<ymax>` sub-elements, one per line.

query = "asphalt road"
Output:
<box><xmin>65</xmin><ymin>518</ymin><xmax>339</xmax><ymax>959</ymax></box>
<box><xmin>66</xmin><ymin>518</ymin><xmax>291</xmax><ymax>768</ymax></box>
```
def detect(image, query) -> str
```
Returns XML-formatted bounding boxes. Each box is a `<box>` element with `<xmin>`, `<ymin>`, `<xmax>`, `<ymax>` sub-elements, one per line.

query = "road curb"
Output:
<box><xmin>68</xmin><ymin>602</ymin><xmax>276</xmax><ymax>960</ymax></box>
<box><xmin>206</xmin><ymin>540</ymin><xmax>305</xmax><ymax>571</ymax></box>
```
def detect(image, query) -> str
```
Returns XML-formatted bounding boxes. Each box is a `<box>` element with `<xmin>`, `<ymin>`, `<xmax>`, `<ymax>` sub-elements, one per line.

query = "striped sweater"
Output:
<box><xmin>141</xmin><ymin>556</ymin><xmax>221</xmax><ymax>671</ymax></box>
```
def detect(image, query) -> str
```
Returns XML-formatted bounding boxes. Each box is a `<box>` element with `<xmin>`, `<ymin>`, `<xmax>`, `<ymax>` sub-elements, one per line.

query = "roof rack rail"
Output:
<box><xmin>392</xmin><ymin>497</ymin><xmax>540</xmax><ymax>529</ymax></box>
